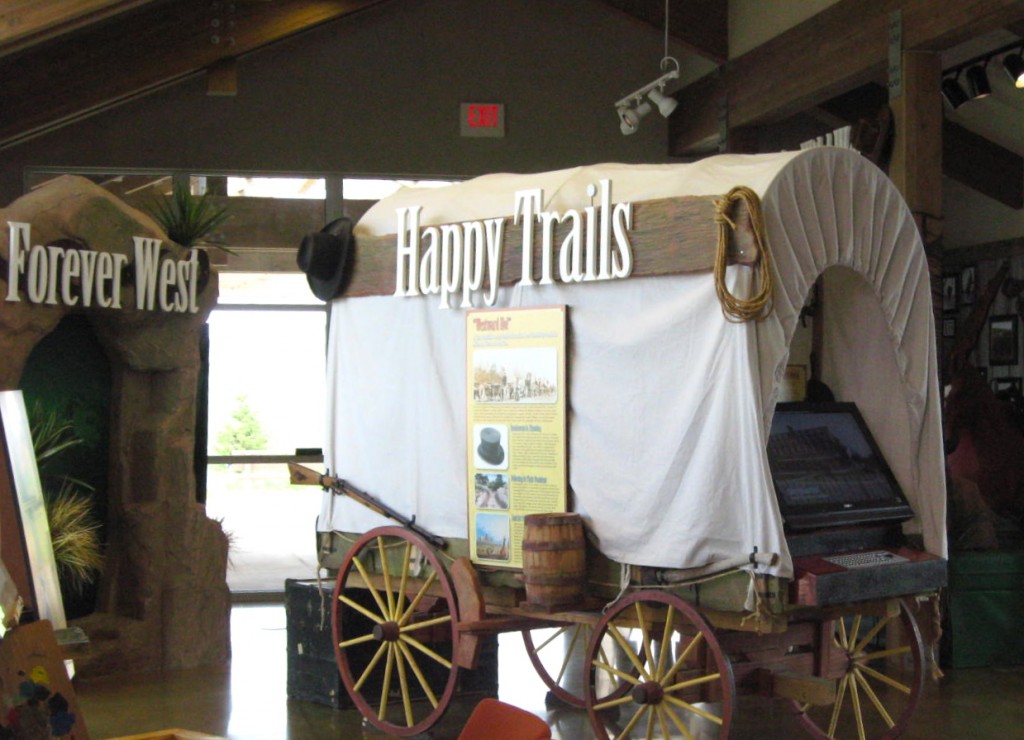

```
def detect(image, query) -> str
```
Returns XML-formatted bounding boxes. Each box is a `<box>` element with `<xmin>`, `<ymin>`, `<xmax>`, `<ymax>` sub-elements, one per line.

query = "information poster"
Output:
<box><xmin>467</xmin><ymin>306</ymin><xmax>567</xmax><ymax>568</ymax></box>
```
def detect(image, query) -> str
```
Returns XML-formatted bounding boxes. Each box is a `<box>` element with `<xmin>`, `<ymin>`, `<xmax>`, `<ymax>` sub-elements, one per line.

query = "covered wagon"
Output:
<box><xmin>295</xmin><ymin>146</ymin><xmax>948</xmax><ymax>738</ymax></box>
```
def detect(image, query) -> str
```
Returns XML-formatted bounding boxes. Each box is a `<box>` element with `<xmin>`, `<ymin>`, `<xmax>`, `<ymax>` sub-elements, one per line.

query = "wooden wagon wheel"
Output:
<box><xmin>791</xmin><ymin>600</ymin><xmax>924</xmax><ymax>740</ymax></box>
<box><xmin>585</xmin><ymin>590</ymin><xmax>735</xmax><ymax>739</ymax></box>
<box><xmin>331</xmin><ymin>526</ymin><xmax>459</xmax><ymax>737</ymax></box>
<box><xmin>522</xmin><ymin>621</ymin><xmax>635</xmax><ymax>708</ymax></box>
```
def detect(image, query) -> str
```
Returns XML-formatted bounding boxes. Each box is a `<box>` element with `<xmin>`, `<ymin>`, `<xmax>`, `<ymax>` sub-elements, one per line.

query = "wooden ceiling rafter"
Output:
<box><xmin>804</xmin><ymin>81</ymin><xmax>1023</xmax><ymax>210</ymax></box>
<box><xmin>0</xmin><ymin>0</ymin><xmax>392</xmax><ymax>150</ymax></box>
<box><xmin>0</xmin><ymin>0</ymin><xmax>166</xmax><ymax>57</ymax></box>
<box><xmin>669</xmin><ymin>0</ymin><xmax>1024</xmax><ymax>155</ymax></box>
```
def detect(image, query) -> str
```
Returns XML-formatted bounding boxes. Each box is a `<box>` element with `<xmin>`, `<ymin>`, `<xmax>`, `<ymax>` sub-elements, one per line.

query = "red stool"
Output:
<box><xmin>458</xmin><ymin>698</ymin><xmax>551</xmax><ymax>740</ymax></box>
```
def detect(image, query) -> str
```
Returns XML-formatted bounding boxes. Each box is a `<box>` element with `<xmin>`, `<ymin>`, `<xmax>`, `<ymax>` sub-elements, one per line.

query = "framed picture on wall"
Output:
<box><xmin>992</xmin><ymin>377</ymin><xmax>1022</xmax><ymax>396</ymax></box>
<box><xmin>942</xmin><ymin>274</ymin><xmax>958</xmax><ymax>313</ymax></box>
<box><xmin>989</xmin><ymin>314</ymin><xmax>1019</xmax><ymax>365</ymax></box>
<box><xmin>779</xmin><ymin>364</ymin><xmax>808</xmax><ymax>402</ymax></box>
<box><xmin>943</xmin><ymin>318</ymin><xmax>956</xmax><ymax>338</ymax></box>
<box><xmin>960</xmin><ymin>265</ymin><xmax>977</xmax><ymax>306</ymax></box>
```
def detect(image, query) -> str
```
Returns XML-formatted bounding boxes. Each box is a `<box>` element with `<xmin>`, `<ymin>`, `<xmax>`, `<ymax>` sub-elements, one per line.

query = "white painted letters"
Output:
<box><xmin>391</xmin><ymin>178</ymin><xmax>635</xmax><ymax>309</ymax></box>
<box><xmin>5</xmin><ymin>223</ymin><xmax>202</xmax><ymax>314</ymax></box>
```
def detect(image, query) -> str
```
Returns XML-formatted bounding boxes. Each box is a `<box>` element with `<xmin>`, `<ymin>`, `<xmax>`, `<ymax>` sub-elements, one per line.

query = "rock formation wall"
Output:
<box><xmin>0</xmin><ymin>176</ymin><xmax>230</xmax><ymax>674</ymax></box>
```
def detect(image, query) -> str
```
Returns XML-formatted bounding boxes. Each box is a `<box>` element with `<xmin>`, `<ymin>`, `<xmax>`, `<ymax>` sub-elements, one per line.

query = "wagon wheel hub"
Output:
<box><xmin>631</xmin><ymin>681</ymin><xmax>664</xmax><ymax>706</ymax></box>
<box><xmin>372</xmin><ymin>621</ymin><xmax>401</xmax><ymax>642</ymax></box>
<box><xmin>843</xmin><ymin>649</ymin><xmax>864</xmax><ymax>672</ymax></box>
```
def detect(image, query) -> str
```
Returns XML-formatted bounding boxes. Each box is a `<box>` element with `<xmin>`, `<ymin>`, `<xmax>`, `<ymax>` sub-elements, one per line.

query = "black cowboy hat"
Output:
<box><xmin>297</xmin><ymin>217</ymin><xmax>354</xmax><ymax>301</ymax></box>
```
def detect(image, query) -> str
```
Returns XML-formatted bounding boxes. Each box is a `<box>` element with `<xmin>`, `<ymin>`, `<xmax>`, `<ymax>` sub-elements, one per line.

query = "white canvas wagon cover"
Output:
<box><xmin>320</xmin><ymin>147</ymin><xmax>946</xmax><ymax>578</ymax></box>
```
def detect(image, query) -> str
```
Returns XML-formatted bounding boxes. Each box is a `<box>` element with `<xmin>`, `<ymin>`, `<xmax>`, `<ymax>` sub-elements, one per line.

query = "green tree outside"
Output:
<box><xmin>215</xmin><ymin>395</ymin><xmax>269</xmax><ymax>454</ymax></box>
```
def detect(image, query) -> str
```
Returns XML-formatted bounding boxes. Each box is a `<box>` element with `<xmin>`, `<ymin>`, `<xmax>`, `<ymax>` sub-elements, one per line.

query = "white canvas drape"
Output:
<box><xmin>321</xmin><ymin>148</ymin><xmax>947</xmax><ymax>577</ymax></box>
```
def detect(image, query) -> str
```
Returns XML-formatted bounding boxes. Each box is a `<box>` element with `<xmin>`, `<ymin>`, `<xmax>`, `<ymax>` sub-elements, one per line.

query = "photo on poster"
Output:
<box><xmin>475</xmin><ymin>512</ymin><xmax>510</xmax><ymax>562</ymax></box>
<box><xmin>474</xmin><ymin>472</ymin><xmax>509</xmax><ymax>510</ymax></box>
<box><xmin>472</xmin><ymin>347</ymin><xmax>558</xmax><ymax>404</ymax></box>
<box><xmin>474</xmin><ymin>423</ymin><xmax>509</xmax><ymax>470</ymax></box>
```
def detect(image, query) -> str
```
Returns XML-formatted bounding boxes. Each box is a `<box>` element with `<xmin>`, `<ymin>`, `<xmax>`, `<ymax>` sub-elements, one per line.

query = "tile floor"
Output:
<box><xmin>74</xmin><ymin>604</ymin><xmax>1024</xmax><ymax>739</ymax></box>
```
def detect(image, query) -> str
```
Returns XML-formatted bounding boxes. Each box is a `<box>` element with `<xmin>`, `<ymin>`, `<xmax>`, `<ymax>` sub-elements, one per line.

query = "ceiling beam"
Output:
<box><xmin>0</xmin><ymin>0</ymin><xmax>165</xmax><ymax>56</ymax></box>
<box><xmin>597</xmin><ymin>0</ymin><xmax>727</xmax><ymax>63</ymax></box>
<box><xmin>944</xmin><ymin>120</ymin><xmax>1024</xmax><ymax>209</ymax></box>
<box><xmin>670</xmin><ymin>0</ymin><xmax>1024</xmax><ymax>154</ymax></box>
<box><xmin>0</xmin><ymin>0</ymin><xmax>391</xmax><ymax>149</ymax></box>
<box><xmin>809</xmin><ymin>82</ymin><xmax>1022</xmax><ymax>208</ymax></box>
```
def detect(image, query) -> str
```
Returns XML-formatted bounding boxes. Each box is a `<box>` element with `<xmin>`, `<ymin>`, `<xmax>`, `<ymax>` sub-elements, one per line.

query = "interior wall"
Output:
<box><xmin>729</xmin><ymin>0</ymin><xmax>841</xmax><ymax>58</ymax></box>
<box><xmin>945</xmin><ymin>178</ymin><xmax>1024</xmax><ymax>248</ymax></box>
<box><xmin>0</xmin><ymin>0</ymin><xmax>696</xmax><ymax>205</ymax></box>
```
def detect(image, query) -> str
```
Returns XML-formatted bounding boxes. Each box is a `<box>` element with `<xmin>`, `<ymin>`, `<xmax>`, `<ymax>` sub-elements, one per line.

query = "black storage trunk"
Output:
<box><xmin>285</xmin><ymin>578</ymin><xmax>351</xmax><ymax>709</ymax></box>
<box><xmin>285</xmin><ymin>578</ymin><xmax>499</xmax><ymax>709</ymax></box>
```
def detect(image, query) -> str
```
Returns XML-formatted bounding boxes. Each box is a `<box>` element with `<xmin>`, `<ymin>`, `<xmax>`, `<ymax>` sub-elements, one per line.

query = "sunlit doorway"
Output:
<box><xmin>205</xmin><ymin>272</ymin><xmax>327</xmax><ymax>595</ymax></box>
<box><xmin>203</xmin><ymin>174</ymin><xmax>457</xmax><ymax>596</ymax></box>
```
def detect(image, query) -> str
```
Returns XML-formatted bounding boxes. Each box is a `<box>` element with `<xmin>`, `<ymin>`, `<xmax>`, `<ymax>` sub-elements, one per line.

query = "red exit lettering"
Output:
<box><xmin>467</xmin><ymin>104</ymin><xmax>499</xmax><ymax>128</ymax></box>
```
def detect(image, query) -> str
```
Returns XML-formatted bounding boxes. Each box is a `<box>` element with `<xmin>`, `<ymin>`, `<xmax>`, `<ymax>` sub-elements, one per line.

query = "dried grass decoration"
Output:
<box><xmin>29</xmin><ymin>403</ymin><xmax>104</xmax><ymax>595</ymax></box>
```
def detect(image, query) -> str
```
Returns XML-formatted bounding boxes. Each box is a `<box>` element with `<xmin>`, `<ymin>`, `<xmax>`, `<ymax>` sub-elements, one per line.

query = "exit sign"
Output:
<box><xmin>460</xmin><ymin>103</ymin><xmax>505</xmax><ymax>137</ymax></box>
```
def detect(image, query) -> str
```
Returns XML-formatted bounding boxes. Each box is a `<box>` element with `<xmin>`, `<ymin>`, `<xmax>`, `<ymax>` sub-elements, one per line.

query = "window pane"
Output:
<box><xmin>204</xmin><ymin>462</ymin><xmax>322</xmax><ymax>591</ymax></box>
<box><xmin>217</xmin><ymin>273</ymin><xmax>321</xmax><ymax>305</ymax></box>
<box><xmin>207</xmin><ymin>309</ymin><xmax>327</xmax><ymax>455</ymax></box>
<box><xmin>342</xmin><ymin>177</ymin><xmax>454</xmax><ymax>200</ymax></box>
<box><xmin>227</xmin><ymin>177</ymin><xmax>326</xmax><ymax>199</ymax></box>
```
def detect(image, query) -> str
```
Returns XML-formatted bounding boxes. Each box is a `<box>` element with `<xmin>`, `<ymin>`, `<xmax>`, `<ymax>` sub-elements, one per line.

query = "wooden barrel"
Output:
<box><xmin>522</xmin><ymin>513</ymin><xmax>586</xmax><ymax>608</ymax></box>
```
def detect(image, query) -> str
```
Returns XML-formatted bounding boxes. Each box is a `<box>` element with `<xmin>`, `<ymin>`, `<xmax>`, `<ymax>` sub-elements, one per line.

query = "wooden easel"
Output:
<box><xmin>0</xmin><ymin>390</ymin><xmax>66</xmax><ymax>629</ymax></box>
<box><xmin>0</xmin><ymin>619</ymin><xmax>90</xmax><ymax>739</ymax></box>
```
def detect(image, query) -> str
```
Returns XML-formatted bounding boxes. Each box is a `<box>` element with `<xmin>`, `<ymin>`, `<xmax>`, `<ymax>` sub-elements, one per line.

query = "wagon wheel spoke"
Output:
<box><xmin>397</xmin><ymin>640</ymin><xmax>439</xmax><ymax>710</ymax></box>
<box><xmin>353</xmin><ymin>642</ymin><xmax>388</xmax><ymax>692</ymax></box>
<box><xmin>378</xmin><ymin>536</ymin><xmax>397</xmax><ymax>620</ymax></box>
<box><xmin>790</xmin><ymin>600</ymin><xmax>925</xmax><ymax>740</ymax></box>
<box><xmin>654</xmin><ymin>703</ymin><xmax>672</xmax><ymax>740</ymax></box>
<box><xmin>854</xmin><ymin>668</ymin><xmax>895</xmax><ymax>728</ymax></box>
<box><xmin>332</xmin><ymin>526</ymin><xmax>460</xmax><ymax>737</ymax></box>
<box><xmin>394</xmin><ymin>641</ymin><xmax>414</xmax><ymax>727</ymax></box>
<box><xmin>660</xmin><ymin>701</ymin><xmax>695</xmax><ymax>740</ymax></box>
<box><xmin>586</xmin><ymin>591</ymin><xmax>734</xmax><ymax>739</ymax></box>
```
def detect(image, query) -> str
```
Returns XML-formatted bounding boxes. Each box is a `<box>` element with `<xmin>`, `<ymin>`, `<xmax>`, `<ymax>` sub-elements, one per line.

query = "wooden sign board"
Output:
<box><xmin>343</xmin><ymin>194</ymin><xmax>757</xmax><ymax>298</ymax></box>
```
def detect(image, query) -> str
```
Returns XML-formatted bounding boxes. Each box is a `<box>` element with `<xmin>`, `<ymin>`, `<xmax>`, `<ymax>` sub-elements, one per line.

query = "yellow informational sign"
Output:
<box><xmin>466</xmin><ymin>306</ymin><xmax>567</xmax><ymax>568</ymax></box>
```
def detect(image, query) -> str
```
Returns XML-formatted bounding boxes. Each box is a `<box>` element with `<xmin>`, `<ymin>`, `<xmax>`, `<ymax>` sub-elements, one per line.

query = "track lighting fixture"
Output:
<box><xmin>965</xmin><ymin>63</ymin><xmax>992</xmax><ymax>99</ymax></box>
<box><xmin>647</xmin><ymin>88</ymin><xmax>679</xmax><ymax>118</ymax></box>
<box><xmin>942</xmin><ymin>39</ymin><xmax>1024</xmax><ymax>110</ymax></box>
<box><xmin>1004</xmin><ymin>50</ymin><xmax>1024</xmax><ymax>88</ymax></box>
<box><xmin>619</xmin><ymin>101</ymin><xmax>653</xmax><ymax>135</ymax></box>
<box><xmin>614</xmin><ymin>57</ymin><xmax>680</xmax><ymax>136</ymax></box>
<box><xmin>941</xmin><ymin>75</ymin><xmax>970</xmax><ymax>110</ymax></box>
<box><xmin>615</xmin><ymin>0</ymin><xmax>680</xmax><ymax>136</ymax></box>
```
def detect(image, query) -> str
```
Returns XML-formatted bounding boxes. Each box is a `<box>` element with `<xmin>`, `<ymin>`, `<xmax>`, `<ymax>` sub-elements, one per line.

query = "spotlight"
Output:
<box><xmin>618</xmin><ymin>102</ymin><xmax>652</xmax><ymax>135</ymax></box>
<box><xmin>965</xmin><ymin>63</ymin><xmax>991</xmax><ymax>99</ymax></box>
<box><xmin>941</xmin><ymin>77</ymin><xmax>969</xmax><ymax>110</ymax></box>
<box><xmin>1004</xmin><ymin>52</ymin><xmax>1024</xmax><ymax>88</ymax></box>
<box><xmin>614</xmin><ymin>57</ymin><xmax>680</xmax><ymax>136</ymax></box>
<box><xmin>647</xmin><ymin>88</ymin><xmax>678</xmax><ymax>118</ymax></box>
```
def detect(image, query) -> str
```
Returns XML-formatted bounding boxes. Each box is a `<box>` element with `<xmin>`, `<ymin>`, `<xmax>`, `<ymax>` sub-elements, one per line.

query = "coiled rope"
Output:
<box><xmin>713</xmin><ymin>185</ymin><xmax>774</xmax><ymax>322</ymax></box>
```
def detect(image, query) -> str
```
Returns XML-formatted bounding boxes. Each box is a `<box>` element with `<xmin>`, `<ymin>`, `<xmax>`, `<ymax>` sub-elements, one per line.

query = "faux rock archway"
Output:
<box><xmin>0</xmin><ymin>176</ymin><xmax>230</xmax><ymax>675</ymax></box>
